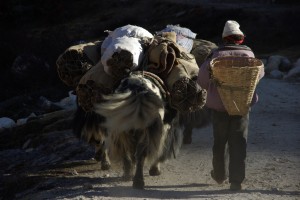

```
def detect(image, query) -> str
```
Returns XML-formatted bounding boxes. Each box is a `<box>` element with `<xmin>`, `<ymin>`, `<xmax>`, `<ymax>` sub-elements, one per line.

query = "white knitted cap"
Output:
<box><xmin>222</xmin><ymin>20</ymin><xmax>244</xmax><ymax>38</ymax></box>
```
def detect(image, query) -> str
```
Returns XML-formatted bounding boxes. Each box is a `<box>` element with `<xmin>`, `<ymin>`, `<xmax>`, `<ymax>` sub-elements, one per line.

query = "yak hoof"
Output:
<box><xmin>94</xmin><ymin>154</ymin><xmax>102</xmax><ymax>162</ymax></box>
<box><xmin>122</xmin><ymin>174</ymin><xmax>133</xmax><ymax>181</ymax></box>
<box><xmin>101</xmin><ymin>161</ymin><xmax>111</xmax><ymax>170</ymax></box>
<box><xmin>149</xmin><ymin>166</ymin><xmax>161</xmax><ymax>176</ymax></box>
<box><xmin>133</xmin><ymin>178</ymin><xmax>145</xmax><ymax>189</ymax></box>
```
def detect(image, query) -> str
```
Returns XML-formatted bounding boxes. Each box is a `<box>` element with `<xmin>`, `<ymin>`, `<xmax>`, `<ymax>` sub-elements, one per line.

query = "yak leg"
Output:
<box><xmin>183</xmin><ymin>125</ymin><xmax>193</xmax><ymax>144</ymax></box>
<box><xmin>94</xmin><ymin>142</ymin><xmax>111</xmax><ymax>170</ymax></box>
<box><xmin>133</xmin><ymin>143</ymin><xmax>147</xmax><ymax>189</ymax></box>
<box><xmin>149</xmin><ymin>161</ymin><xmax>161</xmax><ymax>176</ymax></box>
<box><xmin>123</xmin><ymin>154</ymin><xmax>134</xmax><ymax>181</ymax></box>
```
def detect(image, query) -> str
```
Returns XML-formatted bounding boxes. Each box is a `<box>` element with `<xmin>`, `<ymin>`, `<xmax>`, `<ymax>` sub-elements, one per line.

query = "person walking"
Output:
<box><xmin>197</xmin><ymin>20</ymin><xmax>265</xmax><ymax>191</ymax></box>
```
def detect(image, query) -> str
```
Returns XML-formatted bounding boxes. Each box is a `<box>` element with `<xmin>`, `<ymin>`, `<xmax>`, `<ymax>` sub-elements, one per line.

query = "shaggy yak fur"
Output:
<box><xmin>73</xmin><ymin>72</ymin><xmax>211</xmax><ymax>189</ymax></box>
<box><xmin>73</xmin><ymin>105</ymin><xmax>111</xmax><ymax>170</ymax></box>
<box><xmin>73</xmin><ymin>71</ymin><xmax>185</xmax><ymax>189</ymax></box>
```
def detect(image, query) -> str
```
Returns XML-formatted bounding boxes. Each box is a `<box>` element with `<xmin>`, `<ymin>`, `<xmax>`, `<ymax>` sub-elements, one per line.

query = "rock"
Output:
<box><xmin>260</xmin><ymin>58</ymin><xmax>268</xmax><ymax>66</ymax></box>
<box><xmin>17</xmin><ymin>113</ymin><xmax>37</xmax><ymax>126</ymax></box>
<box><xmin>265</xmin><ymin>55</ymin><xmax>283</xmax><ymax>74</ymax></box>
<box><xmin>37</xmin><ymin>96</ymin><xmax>62</xmax><ymax>113</ymax></box>
<box><xmin>284</xmin><ymin>66</ymin><xmax>300</xmax><ymax>80</ymax></box>
<box><xmin>0</xmin><ymin>117</ymin><xmax>16</xmax><ymax>131</ymax></box>
<box><xmin>293</xmin><ymin>58</ymin><xmax>300</xmax><ymax>68</ymax></box>
<box><xmin>83</xmin><ymin>183</ymin><xmax>93</xmax><ymax>189</ymax></box>
<box><xmin>71</xmin><ymin>169</ymin><xmax>79</xmax><ymax>175</ymax></box>
<box><xmin>279</xmin><ymin>57</ymin><xmax>292</xmax><ymax>72</ymax></box>
<box><xmin>22</xmin><ymin>139</ymin><xmax>32</xmax><ymax>149</ymax></box>
<box><xmin>37</xmin><ymin>91</ymin><xmax>76</xmax><ymax>112</ymax></box>
<box><xmin>11</xmin><ymin>53</ymin><xmax>51</xmax><ymax>86</ymax></box>
<box><xmin>270</xmin><ymin>69</ymin><xmax>284</xmax><ymax>79</ymax></box>
<box><xmin>53</xmin><ymin>91</ymin><xmax>77</xmax><ymax>110</ymax></box>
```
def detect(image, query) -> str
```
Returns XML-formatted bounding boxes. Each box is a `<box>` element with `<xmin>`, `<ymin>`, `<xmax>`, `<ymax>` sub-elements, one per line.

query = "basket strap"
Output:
<box><xmin>206</xmin><ymin>44</ymin><xmax>253</xmax><ymax>60</ymax></box>
<box><xmin>217</xmin><ymin>44</ymin><xmax>252</xmax><ymax>52</ymax></box>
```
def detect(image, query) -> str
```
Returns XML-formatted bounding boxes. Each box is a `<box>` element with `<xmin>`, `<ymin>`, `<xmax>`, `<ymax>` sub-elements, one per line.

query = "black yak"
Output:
<box><xmin>180</xmin><ymin>106</ymin><xmax>211</xmax><ymax>144</ymax></box>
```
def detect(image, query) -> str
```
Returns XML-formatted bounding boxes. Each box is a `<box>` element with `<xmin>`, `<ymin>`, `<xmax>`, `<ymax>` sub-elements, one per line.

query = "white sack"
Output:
<box><xmin>110</xmin><ymin>24</ymin><xmax>153</xmax><ymax>39</ymax></box>
<box><xmin>101</xmin><ymin>24</ymin><xmax>153</xmax><ymax>56</ymax></box>
<box><xmin>159</xmin><ymin>25</ymin><xmax>196</xmax><ymax>53</ymax></box>
<box><xmin>101</xmin><ymin>36</ymin><xmax>144</xmax><ymax>73</ymax></box>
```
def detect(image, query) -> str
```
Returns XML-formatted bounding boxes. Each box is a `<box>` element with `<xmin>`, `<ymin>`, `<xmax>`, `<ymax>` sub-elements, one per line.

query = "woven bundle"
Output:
<box><xmin>170</xmin><ymin>77</ymin><xmax>207</xmax><ymax>113</ymax></box>
<box><xmin>210</xmin><ymin>56</ymin><xmax>264</xmax><ymax>116</ymax></box>
<box><xmin>147</xmin><ymin>34</ymin><xmax>181</xmax><ymax>79</ymax></box>
<box><xmin>165</xmin><ymin>58</ymin><xmax>207</xmax><ymax>113</ymax></box>
<box><xmin>76</xmin><ymin>62</ymin><xmax>119</xmax><ymax>112</ymax></box>
<box><xmin>76</xmin><ymin>80</ymin><xmax>109</xmax><ymax>112</ymax></box>
<box><xmin>56</xmin><ymin>42</ymin><xmax>101</xmax><ymax>88</ymax></box>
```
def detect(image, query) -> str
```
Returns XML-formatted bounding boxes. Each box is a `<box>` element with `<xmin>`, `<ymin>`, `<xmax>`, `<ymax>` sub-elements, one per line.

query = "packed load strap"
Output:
<box><xmin>217</xmin><ymin>44</ymin><xmax>252</xmax><ymax>52</ymax></box>
<box><xmin>132</xmin><ymin>71</ymin><xmax>170</xmax><ymax>100</ymax></box>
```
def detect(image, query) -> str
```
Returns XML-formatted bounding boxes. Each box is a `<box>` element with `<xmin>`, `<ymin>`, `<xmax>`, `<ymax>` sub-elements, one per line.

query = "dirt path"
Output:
<box><xmin>18</xmin><ymin>78</ymin><xmax>300</xmax><ymax>200</ymax></box>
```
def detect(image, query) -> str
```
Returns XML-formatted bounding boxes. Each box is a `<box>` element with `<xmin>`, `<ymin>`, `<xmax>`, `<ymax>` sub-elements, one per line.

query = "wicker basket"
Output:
<box><xmin>210</xmin><ymin>56</ymin><xmax>263</xmax><ymax>116</ymax></box>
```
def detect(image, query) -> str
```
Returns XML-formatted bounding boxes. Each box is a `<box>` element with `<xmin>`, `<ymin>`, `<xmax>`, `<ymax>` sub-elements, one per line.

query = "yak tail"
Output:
<box><xmin>94</xmin><ymin>84</ymin><xmax>165</xmax><ymax>132</ymax></box>
<box><xmin>73</xmin><ymin>103</ymin><xmax>107</xmax><ymax>143</ymax></box>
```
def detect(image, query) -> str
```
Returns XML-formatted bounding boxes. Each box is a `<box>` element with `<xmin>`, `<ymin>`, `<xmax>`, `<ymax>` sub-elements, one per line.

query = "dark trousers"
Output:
<box><xmin>211</xmin><ymin>110</ymin><xmax>249</xmax><ymax>184</ymax></box>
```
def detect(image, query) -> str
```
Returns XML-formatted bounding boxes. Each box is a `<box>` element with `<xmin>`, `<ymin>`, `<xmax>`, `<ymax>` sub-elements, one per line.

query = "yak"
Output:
<box><xmin>73</xmin><ymin>71</ymin><xmax>184</xmax><ymax>189</ymax></box>
<box><xmin>180</xmin><ymin>106</ymin><xmax>211</xmax><ymax>144</ymax></box>
<box><xmin>73</xmin><ymin>105</ymin><xmax>111</xmax><ymax>171</ymax></box>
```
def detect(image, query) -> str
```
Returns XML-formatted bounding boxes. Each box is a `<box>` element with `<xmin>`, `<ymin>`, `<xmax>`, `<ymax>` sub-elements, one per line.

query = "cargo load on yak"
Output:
<box><xmin>56</xmin><ymin>24</ymin><xmax>215</xmax><ymax>113</ymax></box>
<box><xmin>56</xmin><ymin>41</ymin><xmax>102</xmax><ymax>88</ymax></box>
<box><xmin>100</xmin><ymin>24</ymin><xmax>154</xmax><ymax>79</ymax></box>
<box><xmin>145</xmin><ymin>31</ymin><xmax>206</xmax><ymax>112</ymax></box>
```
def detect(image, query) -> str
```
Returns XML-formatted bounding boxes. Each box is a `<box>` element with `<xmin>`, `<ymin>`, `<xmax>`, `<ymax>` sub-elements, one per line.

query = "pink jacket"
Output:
<box><xmin>197</xmin><ymin>45</ymin><xmax>265</xmax><ymax>112</ymax></box>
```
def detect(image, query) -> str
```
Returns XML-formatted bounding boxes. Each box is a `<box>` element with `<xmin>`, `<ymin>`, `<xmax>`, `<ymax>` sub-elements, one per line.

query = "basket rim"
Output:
<box><xmin>210</xmin><ymin>56</ymin><xmax>264</xmax><ymax>68</ymax></box>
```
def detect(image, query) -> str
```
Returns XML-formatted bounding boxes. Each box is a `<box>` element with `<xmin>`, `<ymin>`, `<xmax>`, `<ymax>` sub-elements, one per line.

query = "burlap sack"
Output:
<box><xmin>165</xmin><ymin>56</ymin><xmax>207</xmax><ymax>113</ymax></box>
<box><xmin>165</xmin><ymin>57</ymin><xmax>198</xmax><ymax>86</ymax></box>
<box><xmin>161</xmin><ymin>32</ymin><xmax>177</xmax><ymax>43</ymax></box>
<box><xmin>76</xmin><ymin>61</ymin><xmax>119</xmax><ymax>112</ymax></box>
<box><xmin>147</xmin><ymin>34</ymin><xmax>183</xmax><ymax>78</ymax></box>
<box><xmin>56</xmin><ymin>41</ymin><xmax>102</xmax><ymax>87</ymax></box>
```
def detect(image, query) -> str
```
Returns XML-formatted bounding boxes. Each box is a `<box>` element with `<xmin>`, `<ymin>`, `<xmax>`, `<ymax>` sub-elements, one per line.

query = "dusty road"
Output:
<box><xmin>17</xmin><ymin>78</ymin><xmax>300</xmax><ymax>200</ymax></box>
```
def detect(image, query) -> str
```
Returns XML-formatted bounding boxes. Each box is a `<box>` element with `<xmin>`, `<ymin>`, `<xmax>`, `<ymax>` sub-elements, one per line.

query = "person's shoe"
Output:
<box><xmin>230</xmin><ymin>182</ymin><xmax>242</xmax><ymax>191</ymax></box>
<box><xmin>210</xmin><ymin>170</ymin><xmax>225</xmax><ymax>184</ymax></box>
